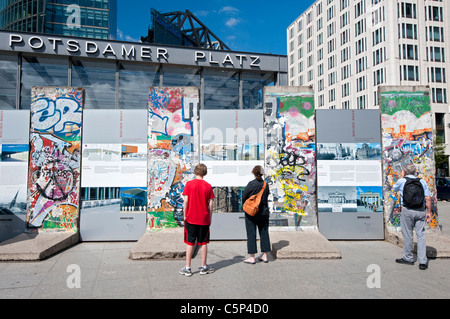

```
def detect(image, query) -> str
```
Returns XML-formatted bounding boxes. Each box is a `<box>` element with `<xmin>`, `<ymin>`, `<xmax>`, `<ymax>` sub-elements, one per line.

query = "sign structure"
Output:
<box><xmin>316</xmin><ymin>110</ymin><xmax>384</xmax><ymax>240</ymax></box>
<box><xmin>200</xmin><ymin>109</ymin><xmax>264</xmax><ymax>188</ymax></box>
<box><xmin>0</xmin><ymin>111</ymin><xmax>29</xmax><ymax>241</ymax></box>
<box><xmin>1</xmin><ymin>31</ymin><xmax>282</xmax><ymax>72</ymax></box>
<box><xmin>79</xmin><ymin>110</ymin><xmax>148</xmax><ymax>241</ymax></box>
<box><xmin>26</xmin><ymin>87</ymin><xmax>84</xmax><ymax>231</ymax></box>
<box><xmin>147</xmin><ymin>87</ymin><xmax>199</xmax><ymax>230</ymax></box>
<box><xmin>263</xmin><ymin>87</ymin><xmax>316</xmax><ymax>229</ymax></box>
<box><xmin>380</xmin><ymin>87</ymin><xmax>438</xmax><ymax>230</ymax></box>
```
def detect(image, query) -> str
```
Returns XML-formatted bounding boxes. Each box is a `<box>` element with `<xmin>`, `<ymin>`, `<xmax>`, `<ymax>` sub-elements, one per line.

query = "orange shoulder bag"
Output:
<box><xmin>243</xmin><ymin>182</ymin><xmax>267</xmax><ymax>217</ymax></box>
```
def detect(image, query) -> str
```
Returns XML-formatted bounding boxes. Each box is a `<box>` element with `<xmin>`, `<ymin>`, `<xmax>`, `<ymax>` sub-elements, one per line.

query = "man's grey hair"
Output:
<box><xmin>403</xmin><ymin>163</ymin><xmax>417</xmax><ymax>176</ymax></box>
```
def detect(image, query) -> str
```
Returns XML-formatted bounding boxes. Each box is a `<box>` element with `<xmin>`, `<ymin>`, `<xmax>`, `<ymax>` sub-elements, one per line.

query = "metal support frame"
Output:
<box><xmin>142</xmin><ymin>9</ymin><xmax>231</xmax><ymax>51</ymax></box>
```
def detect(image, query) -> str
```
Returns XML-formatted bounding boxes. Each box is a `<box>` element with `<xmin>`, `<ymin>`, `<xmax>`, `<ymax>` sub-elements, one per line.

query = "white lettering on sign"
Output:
<box><xmin>223</xmin><ymin>54</ymin><xmax>234</xmax><ymax>66</ymax></box>
<box><xmin>7</xmin><ymin>34</ymin><xmax>262</xmax><ymax>68</ymax></box>
<box><xmin>141</xmin><ymin>46</ymin><xmax>152</xmax><ymax>59</ymax></box>
<box><xmin>67</xmin><ymin>39</ymin><xmax>80</xmax><ymax>53</ymax></box>
<box><xmin>9</xmin><ymin>34</ymin><xmax>22</xmax><ymax>47</ymax></box>
<box><xmin>236</xmin><ymin>54</ymin><xmax>246</xmax><ymax>66</ymax></box>
<box><xmin>102</xmin><ymin>43</ymin><xmax>116</xmax><ymax>56</ymax></box>
<box><xmin>49</xmin><ymin>38</ymin><xmax>63</xmax><ymax>51</ymax></box>
<box><xmin>209</xmin><ymin>52</ymin><xmax>219</xmax><ymax>64</ymax></box>
<box><xmin>195</xmin><ymin>51</ymin><xmax>205</xmax><ymax>62</ymax></box>
<box><xmin>157</xmin><ymin>48</ymin><xmax>168</xmax><ymax>60</ymax></box>
<box><xmin>194</xmin><ymin>50</ymin><xmax>260</xmax><ymax>67</ymax></box>
<box><xmin>86</xmin><ymin>41</ymin><xmax>98</xmax><ymax>54</ymax></box>
<box><xmin>29</xmin><ymin>36</ymin><xmax>44</xmax><ymax>49</ymax></box>
<box><xmin>250</xmin><ymin>56</ymin><xmax>260</xmax><ymax>67</ymax></box>
<box><xmin>122</xmin><ymin>45</ymin><xmax>135</xmax><ymax>58</ymax></box>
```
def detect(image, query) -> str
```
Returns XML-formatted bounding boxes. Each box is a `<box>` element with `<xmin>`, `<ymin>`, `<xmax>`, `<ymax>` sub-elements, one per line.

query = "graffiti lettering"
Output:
<box><xmin>31</xmin><ymin>97</ymin><xmax>82</xmax><ymax>133</ymax></box>
<box><xmin>149</xmin><ymin>160</ymin><xmax>170</xmax><ymax>186</ymax></box>
<box><xmin>149</xmin><ymin>112</ymin><xmax>169</xmax><ymax>135</ymax></box>
<box><xmin>149</xmin><ymin>89</ymin><xmax>169</xmax><ymax>110</ymax></box>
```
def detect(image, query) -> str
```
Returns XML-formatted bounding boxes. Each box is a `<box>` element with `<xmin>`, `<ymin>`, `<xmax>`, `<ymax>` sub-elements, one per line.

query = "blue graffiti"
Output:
<box><xmin>31</xmin><ymin>97</ymin><xmax>82</xmax><ymax>134</ymax></box>
<box><xmin>149</xmin><ymin>89</ymin><xmax>169</xmax><ymax>110</ymax></box>
<box><xmin>168</xmin><ymin>182</ymin><xmax>185</xmax><ymax>209</ymax></box>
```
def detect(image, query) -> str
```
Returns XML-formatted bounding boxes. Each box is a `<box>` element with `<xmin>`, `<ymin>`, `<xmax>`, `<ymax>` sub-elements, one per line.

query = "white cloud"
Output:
<box><xmin>225</xmin><ymin>18</ymin><xmax>241</xmax><ymax>28</ymax></box>
<box><xmin>117</xmin><ymin>28</ymin><xmax>140</xmax><ymax>43</ymax></box>
<box><xmin>219</xmin><ymin>6</ymin><xmax>240</xmax><ymax>15</ymax></box>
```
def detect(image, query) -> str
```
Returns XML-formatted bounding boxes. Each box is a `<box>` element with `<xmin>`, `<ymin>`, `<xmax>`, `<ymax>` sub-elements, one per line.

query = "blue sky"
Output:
<box><xmin>116</xmin><ymin>0</ymin><xmax>315</xmax><ymax>55</ymax></box>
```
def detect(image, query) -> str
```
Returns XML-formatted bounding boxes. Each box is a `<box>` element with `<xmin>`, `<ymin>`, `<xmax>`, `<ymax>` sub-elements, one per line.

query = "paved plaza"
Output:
<box><xmin>0</xmin><ymin>202</ymin><xmax>449</xmax><ymax>299</ymax></box>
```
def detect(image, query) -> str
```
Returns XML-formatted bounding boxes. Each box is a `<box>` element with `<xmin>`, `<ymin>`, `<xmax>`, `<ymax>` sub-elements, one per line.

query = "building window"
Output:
<box><xmin>399</xmin><ymin>2</ymin><xmax>417</xmax><ymax>19</ymax></box>
<box><xmin>428</xmin><ymin>6</ymin><xmax>443</xmax><ymax>22</ymax></box>
<box><xmin>203</xmin><ymin>70</ymin><xmax>239</xmax><ymax>109</ymax></box>
<box><xmin>21</xmin><ymin>56</ymin><xmax>69</xmax><ymax>110</ymax></box>
<box><xmin>118</xmin><ymin>62</ymin><xmax>160</xmax><ymax>109</ymax></box>
<box><xmin>242</xmin><ymin>72</ymin><xmax>274</xmax><ymax>109</ymax></box>
<box><xmin>357</xmin><ymin>95</ymin><xmax>366</xmax><ymax>109</ymax></box>
<box><xmin>432</xmin><ymin>88</ymin><xmax>447</xmax><ymax>104</ymax></box>
<box><xmin>401</xmin><ymin>44</ymin><xmax>418</xmax><ymax>60</ymax></box>
<box><xmin>0</xmin><ymin>53</ymin><xmax>18</xmax><ymax>110</ymax></box>
<box><xmin>402</xmin><ymin>65</ymin><xmax>419</xmax><ymax>82</ymax></box>
<box><xmin>374</xmin><ymin>68</ymin><xmax>385</xmax><ymax>85</ymax></box>
<box><xmin>71</xmin><ymin>59</ymin><xmax>116</xmax><ymax>109</ymax></box>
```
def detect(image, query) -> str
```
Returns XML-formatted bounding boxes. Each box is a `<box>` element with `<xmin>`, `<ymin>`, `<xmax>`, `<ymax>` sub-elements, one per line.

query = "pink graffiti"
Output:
<box><xmin>289</xmin><ymin>107</ymin><xmax>299</xmax><ymax>118</ymax></box>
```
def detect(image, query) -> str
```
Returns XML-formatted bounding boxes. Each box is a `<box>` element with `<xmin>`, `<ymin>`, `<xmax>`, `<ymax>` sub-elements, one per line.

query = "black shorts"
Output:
<box><xmin>184</xmin><ymin>221</ymin><xmax>210</xmax><ymax>246</ymax></box>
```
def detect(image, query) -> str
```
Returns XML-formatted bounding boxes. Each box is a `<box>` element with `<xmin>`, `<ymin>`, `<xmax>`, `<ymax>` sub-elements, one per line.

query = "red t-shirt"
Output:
<box><xmin>183</xmin><ymin>179</ymin><xmax>215</xmax><ymax>226</ymax></box>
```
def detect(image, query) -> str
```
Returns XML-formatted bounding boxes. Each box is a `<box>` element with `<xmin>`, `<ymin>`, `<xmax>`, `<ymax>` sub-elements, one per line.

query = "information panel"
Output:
<box><xmin>80</xmin><ymin>110</ymin><xmax>147</xmax><ymax>241</ymax></box>
<box><xmin>0</xmin><ymin>111</ymin><xmax>29</xmax><ymax>241</ymax></box>
<box><xmin>200</xmin><ymin>109</ymin><xmax>264</xmax><ymax>240</ymax></box>
<box><xmin>201</xmin><ymin>110</ymin><xmax>264</xmax><ymax>188</ymax></box>
<box><xmin>316</xmin><ymin>110</ymin><xmax>384</xmax><ymax>240</ymax></box>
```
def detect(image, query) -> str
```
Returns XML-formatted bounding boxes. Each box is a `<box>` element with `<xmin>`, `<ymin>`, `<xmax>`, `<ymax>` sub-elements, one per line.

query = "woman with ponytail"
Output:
<box><xmin>242</xmin><ymin>165</ymin><xmax>271</xmax><ymax>264</ymax></box>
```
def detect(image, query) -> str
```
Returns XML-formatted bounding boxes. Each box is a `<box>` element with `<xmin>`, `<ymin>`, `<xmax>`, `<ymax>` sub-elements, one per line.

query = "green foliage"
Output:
<box><xmin>434</xmin><ymin>131</ymin><xmax>449</xmax><ymax>169</ymax></box>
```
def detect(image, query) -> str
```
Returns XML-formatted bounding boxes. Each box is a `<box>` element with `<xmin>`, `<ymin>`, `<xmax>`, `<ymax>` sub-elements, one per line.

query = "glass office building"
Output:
<box><xmin>0</xmin><ymin>0</ymin><xmax>117</xmax><ymax>40</ymax></box>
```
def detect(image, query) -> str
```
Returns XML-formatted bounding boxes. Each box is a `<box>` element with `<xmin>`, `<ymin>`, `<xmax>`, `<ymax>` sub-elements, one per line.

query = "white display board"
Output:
<box><xmin>200</xmin><ymin>110</ymin><xmax>264</xmax><ymax>187</ymax></box>
<box><xmin>0</xmin><ymin>111</ymin><xmax>29</xmax><ymax>241</ymax></box>
<box><xmin>203</xmin><ymin>160</ymin><xmax>264</xmax><ymax>187</ymax></box>
<box><xmin>316</xmin><ymin>110</ymin><xmax>384</xmax><ymax>240</ymax></box>
<box><xmin>80</xmin><ymin>110</ymin><xmax>148</xmax><ymax>241</ymax></box>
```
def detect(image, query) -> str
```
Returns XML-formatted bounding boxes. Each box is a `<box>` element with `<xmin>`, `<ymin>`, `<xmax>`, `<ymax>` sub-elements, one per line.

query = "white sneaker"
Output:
<box><xmin>179</xmin><ymin>266</ymin><xmax>192</xmax><ymax>277</ymax></box>
<box><xmin>199</xmin><ymin>265</ymin><xmax>214</xmax><ymax>275</ymax></box>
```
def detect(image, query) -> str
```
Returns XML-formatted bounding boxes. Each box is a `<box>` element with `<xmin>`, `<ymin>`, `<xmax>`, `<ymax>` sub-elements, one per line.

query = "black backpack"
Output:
<box><xmin>403</xmin><ymin>177</ymin><xmax>425</xmax><ymax>209</ymax></box>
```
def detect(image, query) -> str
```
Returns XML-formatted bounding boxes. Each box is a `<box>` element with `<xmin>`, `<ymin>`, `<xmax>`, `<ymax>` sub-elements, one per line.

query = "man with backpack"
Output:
<box><xmin>393</xmin><ymin>163</ymin><xmax>432</xmax><ymax>270</ymax></box>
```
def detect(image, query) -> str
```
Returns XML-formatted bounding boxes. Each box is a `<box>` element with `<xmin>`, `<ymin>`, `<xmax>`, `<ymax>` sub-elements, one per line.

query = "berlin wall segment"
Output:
<box><xmin>0</xmin><ymin>85</ymin><xmax>440</xmax><ymax>240</ymax></box>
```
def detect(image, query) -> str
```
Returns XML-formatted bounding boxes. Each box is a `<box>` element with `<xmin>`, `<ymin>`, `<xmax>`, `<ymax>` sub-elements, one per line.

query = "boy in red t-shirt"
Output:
<box><xmin>179</xmin><ymin>163</ymin><xmax>215</xmax><ymax>277</ymax></box>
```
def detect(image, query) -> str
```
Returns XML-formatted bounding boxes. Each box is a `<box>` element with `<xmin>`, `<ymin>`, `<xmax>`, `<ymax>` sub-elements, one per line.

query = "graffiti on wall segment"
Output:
<box><xmin>380</xmin><ymin>88</ymin><xmax>438</xmax><ymax>230</ymax></box>
<box><xmin>147</xmin><ymin>87</ymin><xmax>199</xmax><ymax>230</ymax></box>
<box><xmin>26</xmin><ymin>87</ymin><xmax>84</xmax><ymax>231</ymax></box>
<box><xmin>263</xmin><ymin>87</ymin><xmax>317</xmax><ymax>229</ymax></box>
